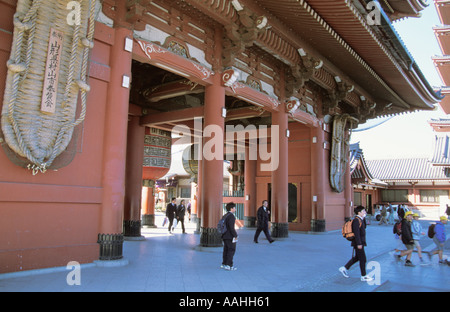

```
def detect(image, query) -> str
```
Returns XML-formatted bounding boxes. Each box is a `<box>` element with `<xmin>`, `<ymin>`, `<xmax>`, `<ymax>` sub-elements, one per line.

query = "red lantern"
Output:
<box><xmin>142</xmin><ymin>127</ymin><xmax>171</xmax><ymax>180</ymax></box>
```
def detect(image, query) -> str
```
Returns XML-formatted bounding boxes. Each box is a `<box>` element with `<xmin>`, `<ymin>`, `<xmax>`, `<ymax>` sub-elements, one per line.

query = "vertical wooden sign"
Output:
<box><xmin>41</xmin><ymin>28</ymin><xmax>63</xmax><ymax>114</ymax></box>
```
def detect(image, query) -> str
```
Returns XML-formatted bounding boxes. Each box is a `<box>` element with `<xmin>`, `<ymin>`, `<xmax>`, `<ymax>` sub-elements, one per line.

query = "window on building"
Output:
<box><xmin>420</xmin><ymin>190</ymin><xmax>449</xmax><ymax>203</ymax></box>
<box><xmin>354</xmin><ymin>192</ymin><xmax>362</xmax><ymax>206</ymax></box>
<box><xmin>381</xmin><ymin>189</ymin><xmax>408</xmax><ymax>202</ymax></box>
<box><xmin>179</xmin><ymin>187</ymin><xmax>191</xmax><ymax>199</ymax></box>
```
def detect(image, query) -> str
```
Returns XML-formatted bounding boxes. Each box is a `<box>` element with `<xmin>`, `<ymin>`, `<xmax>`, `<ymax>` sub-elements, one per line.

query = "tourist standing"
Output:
<box><xmin>221</xmin><ymin>202</ymin><xmax>238</xmax><ymax>271</ymax></box>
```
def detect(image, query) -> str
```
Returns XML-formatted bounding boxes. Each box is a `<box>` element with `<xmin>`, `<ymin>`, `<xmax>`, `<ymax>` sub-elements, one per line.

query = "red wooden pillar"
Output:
<box><xmin>311</xmin><ymin>124</ymin><xmax>326</xmax><ymax>232</ymax></box>
<box><xmin>200</xmin><ymin>77</ymin><xmax>225</xmax><ymax>246</ymax></box>
<box><xmin>123</xmin><ymin>115</ymin><xmax>145</xmax><ymax>239</ymax></box>
<box><xmin>142</xmin><ymin>181</ymin><xmax>156</xmax><ymax>227</ymax></box>
<box><xmin>98</xmin><ymin>25</ymin><xmax>133</xmax><ymax>260</ymax></box>
<box><xmin>244</xmin><ymin>146</ymin><xmax>257</xmax><ymax>227</ymax></box>
<box><xmin>195</xmin><ymin>159</ymin><xmax>203</xmax><ymax>234</ymax></box>
<box><xmin>199</xmin><ymin>26</ymin><xmax>225</xmax><ymax>247</ymax></box>
<box><xmin>270</xmin><ymin>110</ymin><xmax>289</xmax><ymax>237</ymax></box>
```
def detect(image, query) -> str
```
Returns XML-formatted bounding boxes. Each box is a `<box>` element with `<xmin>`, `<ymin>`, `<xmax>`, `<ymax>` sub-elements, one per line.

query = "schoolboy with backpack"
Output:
<box><xmin>339</xmin><ymin>206</ymin><xmax>374</xmax><ymax>282</ymax></box>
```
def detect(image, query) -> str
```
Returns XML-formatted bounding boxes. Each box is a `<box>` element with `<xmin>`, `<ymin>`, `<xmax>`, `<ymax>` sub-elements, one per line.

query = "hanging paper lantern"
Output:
<box><xmin>142</xmin><ymin>127</ymin><xmax>171</xmax><ymax>180</ymax></box>
<box><xmin>182</xmin><ymin>144</ymin><xmax>199</xmax><ymax>178</ymax></box>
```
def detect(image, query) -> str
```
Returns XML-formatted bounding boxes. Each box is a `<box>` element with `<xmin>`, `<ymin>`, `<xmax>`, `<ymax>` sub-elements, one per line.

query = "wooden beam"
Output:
<box><xmin>140</xmin><ymin>106</ymin><xmax>204</xmax><ymax>126</ymax></box>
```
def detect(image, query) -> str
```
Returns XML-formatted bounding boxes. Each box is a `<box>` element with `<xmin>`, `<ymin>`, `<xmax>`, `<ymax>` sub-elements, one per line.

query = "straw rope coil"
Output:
<box><xmin>1</xmin><ymin>0</ymin><xmax>97</xmax><ymax>174</ymax></box>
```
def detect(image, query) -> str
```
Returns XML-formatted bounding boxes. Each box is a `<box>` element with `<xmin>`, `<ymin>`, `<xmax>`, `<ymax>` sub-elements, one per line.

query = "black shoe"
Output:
<box><xmin>254</xmin><ymin>240</ymin><xmax>258</xmax><ymax>243</ymax></box>
<box><xmin>269</xmin><ymin>240</ymin><xmax>274</xmax><ymax>244</ymax></box>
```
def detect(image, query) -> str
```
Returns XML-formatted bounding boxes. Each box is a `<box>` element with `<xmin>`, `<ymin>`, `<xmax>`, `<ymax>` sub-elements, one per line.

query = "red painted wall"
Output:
<box><xmin>0</xmin><ymin>0</ymin><xmax>114</xmax><ymax>273</ymax></box>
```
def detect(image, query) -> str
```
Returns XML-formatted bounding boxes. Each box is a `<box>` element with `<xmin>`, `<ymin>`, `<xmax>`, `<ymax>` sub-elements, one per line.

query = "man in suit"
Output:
<box><xmin>339</xmin><ymin>206</ymin><xmax>374</xmax><ymax>282</ymax></box>
<box><xmin>221</xmin><ymin>202</ymin><xmax>238</xmax><ymax>271</ymax></box>
<box><xmin>253</xmin><ymin>200</ymin><xmax>274</xmax><ymax>244</ymax></box>
<box><xmin>176</xmin><ymin>199</ymin><xmax>186</xmax><ymax>234</ymax></box>
<box><xmin>166</xmin><ymin>197</ymin><xmax>177</xmax><ymax>234</ymax></box>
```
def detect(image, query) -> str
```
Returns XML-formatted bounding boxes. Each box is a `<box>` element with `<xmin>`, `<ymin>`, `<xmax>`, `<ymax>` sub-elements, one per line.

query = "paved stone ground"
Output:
<box><xmin>0</xmin><ymin>213</ymin><xmax>448</xmax><ymax>293</ymax></box>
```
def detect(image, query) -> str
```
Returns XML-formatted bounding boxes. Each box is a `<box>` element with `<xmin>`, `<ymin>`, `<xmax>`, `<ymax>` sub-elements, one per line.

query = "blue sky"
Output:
<box><xmin>351</xmin><ymin>3</ymin><xmax>446</xmax><ymax>160</ymax></box>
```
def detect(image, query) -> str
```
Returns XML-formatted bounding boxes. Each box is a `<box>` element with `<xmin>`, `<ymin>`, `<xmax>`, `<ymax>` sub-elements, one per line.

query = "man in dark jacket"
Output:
<box><xmin>254</xmin><ymin>200</ymin><xmax>274</xmax><ymax>243</ymax></box>
<box><xmin>339</xmin><ymin>206</ymin><xmax>373</xmax><ymax>282</ymax></box>
<box><xmin>166</xmin><ymin>197</ymin><xmax>177</xmax><ymax>234</ymax></box>
<box><xmin>221</xmin><ymin>202</ymin><xmax>238</xmax><ymax>271</ymax></box>
<box><xmin>176</xmin><ymin>199</ymin><xmax>186</xmax><ymax>234</ymax></box>
<box><xmin>400</xmin><ymin>211</ymin><xmax>415</xmax><ymax>266</ymax></box>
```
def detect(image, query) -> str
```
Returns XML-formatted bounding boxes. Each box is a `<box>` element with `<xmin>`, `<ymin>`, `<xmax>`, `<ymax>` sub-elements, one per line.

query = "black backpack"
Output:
<box><xmin>428</xmin><ymin>224</ymin><xmax>436</xmax><ymax>239</ymax></box>
<box><xmin>217</xmin><ymin>213</ymin><xmax>231</xmax><ymax>234</ymax></box>
<box><xmin>393</xmin><ymin>221</ymin><xmax>402</xmax><ymax>235</ymax></box>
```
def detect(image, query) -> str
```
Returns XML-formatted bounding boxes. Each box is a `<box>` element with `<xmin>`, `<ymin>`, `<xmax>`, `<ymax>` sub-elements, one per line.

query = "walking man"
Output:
<box><xmin>176</xmin><ymin>199</ymin><xmax>186</xmax><ymax>234</ymax></box>
<box><xmin>254</xmin><ymin>200</ymin><xmax>274</xmax><ymax>244</ymax></box>
<box><xmin>339</xmin><ymin>206</ymin><xmax>374</xmax><ymax>282</ymax></box>
<box><xmin>221</xmin><ymin>202</ymin><xmax>238</xmax><ymax>271</ymax></box>
<box><xmin>387</xmin><ymin>202</ymin><xmax>394</xmax><ymax>225</ymax></box>
<box><xmin>166</xmin><ymin>197</ymin><xmax>177</xmax><ymax>234</ymax></box>
<box><xmin>378</xmin><ymin>205</ymin><xmax>388</xmax><ymax>225</ymax></box>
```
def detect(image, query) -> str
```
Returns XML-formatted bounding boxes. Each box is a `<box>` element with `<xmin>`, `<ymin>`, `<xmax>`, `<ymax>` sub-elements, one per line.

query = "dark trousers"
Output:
<box><xmin>178</xmin><ymin>217</ymin><xmax>185</xmax><ymax>233</ymax></box>
<box><xmin>254</xmin><ymin>225</ymin><xmax>272</xmax><ymax>242</ymax></box>
<box><xmin>345</xmin><ymin>246</ymin><xmax>367</xmax><ymax>276</ymax></box>
<box><xmin>222</xmin><ymin>239</ymin><xmax>236</xmax><ymax>267</ymax></box>
<box><xmin>168</xmin><ymin>216</ymin><xmax>174</xmax><ymax>232</ymax></box>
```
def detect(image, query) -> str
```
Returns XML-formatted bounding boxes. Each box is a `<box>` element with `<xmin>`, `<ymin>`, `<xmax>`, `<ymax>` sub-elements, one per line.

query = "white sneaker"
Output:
<box><xmin>339</xmin><ymin>266</ymin><xmax>349</xmax><ymax>278</ymax></box>
<box><xmin>223</xmin><ymin>265</ymin><xmax>237</xmax><ymax>271</ymax></box>
<box><xmin>361</xmin><ymin>275</ymin><xmax>374</xmax><ymax>282</ymax></box>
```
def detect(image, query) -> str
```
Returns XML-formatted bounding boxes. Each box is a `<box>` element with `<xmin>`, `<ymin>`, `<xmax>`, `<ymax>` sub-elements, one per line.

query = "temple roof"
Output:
<box><xmin>429</xmin><ymin>134</ymin><xmax>450</xmax><ymax>165</ymax></box>
<box><xmin>350</xmin><ymin>142</ymin><xmax>388</xmax><ymax>187</ymax></box>
<box><xmin>381</xmin><ymin>0</ymin><xmax>429</xmax><ymax>20</ymax></box>
<box><xmin>254</xmin><ymin>0</ymin><xmax>441</xmax><ymax>113</ymax></box>
<box><xmin>433</xmin><ymin>0</ymin><xmax>450</xmax><ymax>113</ymax></box>
<box><xmin>366</xmin><ymin>158</ymin><xmax>450</xmax><ymax>181</ymax></box>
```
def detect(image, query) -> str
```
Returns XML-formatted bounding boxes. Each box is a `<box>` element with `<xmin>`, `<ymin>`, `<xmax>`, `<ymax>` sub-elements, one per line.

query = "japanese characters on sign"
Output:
<box><xmin>41</xmin><ymin>28</ymin><xmax>63</xmax><ymax>114</ymax></box>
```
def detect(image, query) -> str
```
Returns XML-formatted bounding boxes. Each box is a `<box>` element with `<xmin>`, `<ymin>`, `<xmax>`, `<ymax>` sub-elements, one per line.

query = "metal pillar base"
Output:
<box><xmin>97</xmin><ymin>233</ymin><xmax>124</xmax><ymax>260</ymax></box>
<box><xmin>271</xmin><ymin>222</ymin><xmax>289</xmax><ymax>238</ymax></box>
<box><xmin>311</xmin><ymin>219</ymin><xmax>326</xmax><ymax>232</ymax></box>
<box><xmin>142</xmin><ymin>214</ymin><xmax>157</xmax><ymax>227</ymax></box>
<box><xmin>244</xmin><ymin>216</ymin><xmax>256</xmax><ymax>228</ymax></box>
<box><xmin>199</xmin><ymin>227</ymin><xmax>223</xmax><ymax>247</ymax></box>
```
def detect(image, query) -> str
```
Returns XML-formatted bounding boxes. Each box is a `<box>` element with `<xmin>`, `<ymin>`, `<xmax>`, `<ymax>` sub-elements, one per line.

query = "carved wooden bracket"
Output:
<box><xmin>286</xmin><ymin>50</ymin><xmax>323</xmax><ymax>98</ymax></box>
<box><xmin>355</xmin><ymin>96</ymin><xmax>376</xmax><ymax>123</ymax></box>
<box><xmin>322</xmin><ymin>78</ymin><xmax>354</xmax><ymax>116</ymax></box>
<box><xmin>223</xmin><ymin>7</ymin><xmax>269</xmax><ymax>67</ymax></box>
